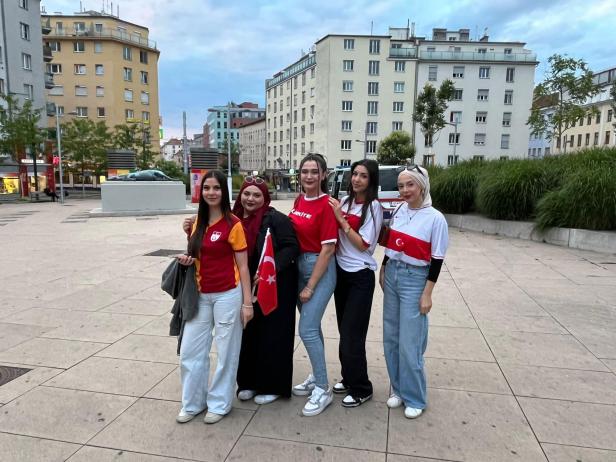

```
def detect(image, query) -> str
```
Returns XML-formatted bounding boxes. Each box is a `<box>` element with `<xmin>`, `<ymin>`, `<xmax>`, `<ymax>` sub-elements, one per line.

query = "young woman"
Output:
<box><xmin>379</xmin><ymin>166</ymin><xmax>448</xmax><ymax>419</ymax></box>
<box><xmin>289</xmin><ymin>153</ymin><xmax>338</xmax><ymax>416</ymax></box>
<box><xmin>176</xmin><ymin>170</ymin><xmax>253</xmax><ymax>425</ymax></box>
<box><xmin>232</xmin><ymin>176</ymin><xmax>299</xmax><ymax>404</ymax></box>
<box><xmin>328</xmin><ymin>159</ymin><xmax>383</xmax><ymax>407</ymax></box>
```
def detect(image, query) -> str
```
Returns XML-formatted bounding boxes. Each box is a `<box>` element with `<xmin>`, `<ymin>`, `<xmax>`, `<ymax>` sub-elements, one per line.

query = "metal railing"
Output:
<box><xmin>420</xmin><ymin>50</ymin><xmax>537</xmax><ymax>62</ymax></box>
<box><xmin>45</xmin><ymin>27</ymin><xmax>157</xmax><ymax>50</ymax></box>
<box><xmin>389</xmin><ymin>47</ymin><xmax>417</xmax><ymax>58</ymax></box>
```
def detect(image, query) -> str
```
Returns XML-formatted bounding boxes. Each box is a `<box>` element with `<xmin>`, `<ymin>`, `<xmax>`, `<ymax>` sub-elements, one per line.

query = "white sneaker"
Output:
<box><xmin>302</xmin><ymin>386</ymin><xmax>333</xmax><ymax>417</ymax></box>
<box><xmin>292</xmin><ymin>373</ymin><xmax>316</xmax><ymax>396</ymax></box>
<box><xmin>203</xmin><ymin>411</ymin><xmax>224</xmax><ymax>424</ymax></box>
<box><xmin>387</xmin><ymin>394</ymin><xmax>403</xmax><ymax>409</ymax></box>
<box><xmin>237</xmin><ymin>389</ymin><xmax>257</xmax><ymax>401</ymax></box>
<box><xmin>254</xmin><ymin>394</ymin><xmax>279</xmax><ymax>405</ymax></box>
<box><xmin>176</xmin><ymin>409</ymin><xmax>197</xmax><ymax>423</ymax></box>
<box><xmin>404</xmin><ymin>407</ymin><xmax>423</xmax><ymax>419</ymax></box>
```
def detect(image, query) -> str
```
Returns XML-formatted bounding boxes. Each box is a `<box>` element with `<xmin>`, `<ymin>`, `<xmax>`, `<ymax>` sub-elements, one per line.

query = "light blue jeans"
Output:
<box><xmin>383</xmin><ymin>260</ymin><xmax>429</xmax><ymax>409</ymax></box>
<box><xmin>297</xmin><ymin>252</ymin><xmax>336</xmax><ymax>390</ymax></box>
<box><xmin>180</xmin><ymin>285</ymin><xmax>242</xmax><ymax>415</ymax></box>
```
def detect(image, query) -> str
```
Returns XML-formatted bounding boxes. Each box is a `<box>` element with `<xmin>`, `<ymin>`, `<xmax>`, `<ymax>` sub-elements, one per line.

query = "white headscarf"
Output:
<box><xmin>398</xmin><ymin>166</ymin><xmax>432</xmax><ymax>208</ymax></box>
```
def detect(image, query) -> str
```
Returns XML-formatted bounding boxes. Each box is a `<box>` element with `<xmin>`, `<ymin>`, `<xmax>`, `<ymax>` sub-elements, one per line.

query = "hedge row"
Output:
<box><xmin>430</xmin><ymin>148</ymin><xmax>616</xmax><ymax>231</ymax></box>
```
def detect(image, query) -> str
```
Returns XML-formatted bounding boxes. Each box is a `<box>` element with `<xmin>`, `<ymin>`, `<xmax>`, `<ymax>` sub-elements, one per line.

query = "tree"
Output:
<box><xmin>112</xmin><ymin>122</ymin><xmax>156</xmax><ymax>170</ymax></box>
<box><xmin>220</xmin><ymin>138</ymin><xmax>240</xmax><ymax>173</ymax></box>
<box><xmin>0</xmin><ymin>95</ymin><xmax>45</xmax><ymax>162</ymax></box>
<box><xmin>61</xmin><ymin>118</ymin><xmax>111</xmax><ymax>196</ymax></box>
<box><xmin>377</xmin><ymin>131</ymin><xmax>416</xmax><ymax>165</ymax></box>
<box><xmin>413</xmin><ymin>80</ymin><xmax>455</xmax><ymax>154</ymax></box>
<box><xmin>112</xmin><ymin>123</ymin><xmax>139</xmax><ymax>151</ymax></box>
<box><xmin>527</xmin><ymin>54</ymin><xmax>600</xmax><ymax>153</ymax></box>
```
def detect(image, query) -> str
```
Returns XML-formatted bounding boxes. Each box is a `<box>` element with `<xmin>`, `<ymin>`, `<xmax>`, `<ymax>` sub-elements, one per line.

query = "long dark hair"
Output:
<box><xmin>299</xmin><ymin>153</ymin><xmax>329</xmax><ymax>195</ymax></box>
<box><xmin>188</xmin><ymin>170</ymin><xmax>232</xmax><ymax>257</ymax></box>
<box><xmin>345</xmin><ymin>159</ymin><xmax>379</xmax><ymax>228</ymax></box>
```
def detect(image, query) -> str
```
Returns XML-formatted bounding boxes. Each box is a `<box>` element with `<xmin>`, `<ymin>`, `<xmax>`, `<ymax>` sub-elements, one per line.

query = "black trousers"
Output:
<box><xmin>334</xmin><ymin>264</ymin><xmax>375</xmax><ymax>398</ymax></box>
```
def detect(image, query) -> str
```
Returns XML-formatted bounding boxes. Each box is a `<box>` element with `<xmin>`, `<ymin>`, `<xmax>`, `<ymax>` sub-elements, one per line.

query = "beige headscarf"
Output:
<box><xmin>398</xmin><ymin>166</ymin><xmax>432</xmax><ymax>208</ymax></box>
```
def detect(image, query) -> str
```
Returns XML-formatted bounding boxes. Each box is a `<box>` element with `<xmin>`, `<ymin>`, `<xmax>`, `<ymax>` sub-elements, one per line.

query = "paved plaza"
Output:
<box><xmin>0</xmin><ymin>199</ymin><xmax>615</xmax><ymax>462</ymax></box>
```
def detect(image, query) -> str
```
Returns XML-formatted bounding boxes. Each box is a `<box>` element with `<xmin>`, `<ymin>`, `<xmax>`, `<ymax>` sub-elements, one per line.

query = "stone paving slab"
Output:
<box><xmin>0</xmin><ymin>433</ymin><xmax>80</xmax><ymax>462</ymax></box>
<box><xmin>541</xmin><ymin>443</ymin><xmax>616</xmax><ymax>462</ymax></box>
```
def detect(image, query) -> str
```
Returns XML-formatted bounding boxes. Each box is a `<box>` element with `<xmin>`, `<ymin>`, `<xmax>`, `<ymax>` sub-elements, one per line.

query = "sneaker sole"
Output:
<box><xmin>292</xmin><ymin>388</ymin><xmax>314</xmax><ymax>397</ymax></box>
<box><xmin>332</xmin><ymin>387</ymin><xmax>349</xmax><ymax>395</ymax></box>
<box><xmin>302</xmin><ymin>396</ymin><xmax>333</xmax><ymax>416</ymax></box>
<box><xmin>341</xmin><ymin>394</ymin><xmax>373</xmax><ymax>408</ymax></box>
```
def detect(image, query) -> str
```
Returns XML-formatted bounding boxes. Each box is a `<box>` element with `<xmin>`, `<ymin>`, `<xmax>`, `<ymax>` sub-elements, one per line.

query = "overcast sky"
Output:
<box><xmin>41</xmin><ymin>0</ymin><xmax>616</xmax><ymax>142</ymax></box>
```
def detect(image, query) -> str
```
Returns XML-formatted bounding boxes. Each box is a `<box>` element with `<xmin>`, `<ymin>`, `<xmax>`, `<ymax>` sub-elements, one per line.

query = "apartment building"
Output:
<box><xmin>206</xmin><ymin>102</ymin><xmax>265</xmax><ymax>150</ymax></box>
<box><xmin>42</xmin><ymin>10</ymin><xmax>160</xmax><ymax>148</ymax></box>
<box><xmin>161</xmin><ymin>138</ymin><xmax>182</xmax><ymax>161</ymax></box>
<box><xmin>238</xmin><ymin>117</ymin><xmax>266</xmax><ymax>172</ymax></box>
<box><xmin>265</xmin><ymin>26</ymin><xmax>537</xmax><ymax>169</ymax></box>
<box><xmin>0</xmin><ymin>0</ymin><xmax>47</xmax><ymax>112</ymax></box>
<box><xmin>552</xmin><ymin>67</ymin><xmax>616</xmax><ymax>153</ymax></box>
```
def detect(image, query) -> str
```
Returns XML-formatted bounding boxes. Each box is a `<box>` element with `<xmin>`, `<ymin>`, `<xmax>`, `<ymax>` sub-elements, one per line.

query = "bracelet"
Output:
<box><xmin>241</xmin><ymin>304</ymin><xmax>253</xmax><ymax>308</ymax></box>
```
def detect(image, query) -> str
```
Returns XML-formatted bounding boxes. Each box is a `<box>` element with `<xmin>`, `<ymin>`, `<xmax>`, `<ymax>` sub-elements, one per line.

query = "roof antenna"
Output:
<box><xmin>370</xmin><ymin>21</ymin><xmax>373</xmax><ymax>35</ymax></box>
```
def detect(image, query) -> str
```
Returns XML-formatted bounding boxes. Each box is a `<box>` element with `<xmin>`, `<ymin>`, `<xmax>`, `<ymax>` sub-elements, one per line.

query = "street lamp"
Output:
<box><xmin>445</xmin><ymin>121</ymin><xmax>459</xmax><ymax>165</ymax></box>
<box><xmin>53</xmin><ymin>106</ymin><xmax>78</xmax><ymax>204</ymax></box>
<box><xmin>355</xmin><ymin>122</ymin><xmax>369</xmax><ymax>160</ymax></box>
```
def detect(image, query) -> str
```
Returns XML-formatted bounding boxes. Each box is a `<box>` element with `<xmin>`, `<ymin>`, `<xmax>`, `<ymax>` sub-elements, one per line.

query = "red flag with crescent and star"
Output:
<box><xmin>256</xmin><ymin>229</ymin><xmax>278</xmax><ymax>315</ymax></box>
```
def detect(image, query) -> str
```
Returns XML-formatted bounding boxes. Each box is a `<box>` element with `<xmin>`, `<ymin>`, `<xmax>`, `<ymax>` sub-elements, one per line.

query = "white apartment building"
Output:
<box><xmin>238</xmin><ymin>117</ymin><xmax>266</xmax><ymax>172</ymax></box>
<box><xmin>161</xmin><ymin>138</ymin><xmax>181</xmax><ymax>161</ymax></box>
<box><xmin>265</xmin><ymin>26</ymin><xmax>537</xmax><ymax>169</ymax></box>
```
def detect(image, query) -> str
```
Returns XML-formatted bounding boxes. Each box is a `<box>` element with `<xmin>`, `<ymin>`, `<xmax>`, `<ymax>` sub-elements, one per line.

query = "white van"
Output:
<box><xmin>328</xmin><ymin>165</ymin><xmax>404</xmax><ymax>221</ymax></box>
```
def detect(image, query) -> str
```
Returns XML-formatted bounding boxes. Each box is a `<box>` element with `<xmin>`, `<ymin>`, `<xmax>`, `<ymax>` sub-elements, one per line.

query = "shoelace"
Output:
<box><xmin>308</xmin><ymin>389</ymin><xmax>325</xmax><ymax>404</ymax></box>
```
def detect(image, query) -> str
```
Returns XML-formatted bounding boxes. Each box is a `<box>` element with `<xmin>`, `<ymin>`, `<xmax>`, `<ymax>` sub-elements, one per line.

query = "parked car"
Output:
<box><xmin>108</xmin><ymin>170</ymin><xmax>176</xmax><ymax>181</ymax></box>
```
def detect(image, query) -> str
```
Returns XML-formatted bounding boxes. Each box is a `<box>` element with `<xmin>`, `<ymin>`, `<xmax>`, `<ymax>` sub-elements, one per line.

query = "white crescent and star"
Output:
<box><xmin>395</xmin><ymin>238</ymin><xmax>405</xmax><ymax>247</ymax></box>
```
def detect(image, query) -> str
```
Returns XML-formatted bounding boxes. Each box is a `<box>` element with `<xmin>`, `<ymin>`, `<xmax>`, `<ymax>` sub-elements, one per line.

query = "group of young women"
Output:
<box><xmin>174</xmin><ymin>153</ymin><xmax>448</xmax><ymax>424</ymax></box>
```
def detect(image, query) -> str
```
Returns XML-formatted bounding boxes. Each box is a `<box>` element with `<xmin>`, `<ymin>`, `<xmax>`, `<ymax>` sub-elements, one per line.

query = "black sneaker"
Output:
<box><xmin>332</xmin><ymin>381</ymin><xmax>349</xmax><ymax>394</ymax></box>
<box><xmin>341</xmin><ymin>393</ymin><xmax>373</xmax><ymax>407</ymax></box>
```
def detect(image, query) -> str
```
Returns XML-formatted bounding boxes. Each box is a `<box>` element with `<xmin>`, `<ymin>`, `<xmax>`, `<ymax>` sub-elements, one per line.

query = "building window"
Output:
<box><xmin>310</xmin><ymin>123</ymin><xmax>314</xmax><ymax>134</ymax></box>
<box><xmin>587</xmin><ymin>114</ymin><xmax>592</xmax><ymax>125</ymax></box>
<box><xmin>394</xmin><ymin>61</ymin><xmax>406</xmax><ymax>72</ymax></box>
<box><xmin>577</xmin><ymin>134</ymin><xmax>582</xmax><ymax>147</ymax></box>
<box><xmin>97</xmin><ymin>107</ymin><xmax>105</xmax><ymax>117</ymax></box>
<box><xmin>19</xmin><ymin>0</ymin><xmax>28</xmax><ymax>9</ymax></box>
<box><xmin>393</xmin><ymin>101</ymin><xmax>404</xmax><ymax>113</ymax></box>
<box><xmin>123</xmin><ymin>46</ymin><xmax>132</xmax><ymax>60</ymax></box>
<box><xmin>453</xmin><ymin>88</ymin><xmax>463</xmax><ymax>100</ymax></box>
<box><xmin>75</xmin><ymin>85</ymin><xmax>87</xmax><ymax>96</ymax></box>
<box><xmin>140</xmin><ymin>50</ymin><xmax>148</xmax><ymax>64</ymax></box>
<box><xmin>125</xmin><ymin>109</ymin><xmax>134</xmax><ymax>119</ymax></box>
<box><xmin>344</xmin><ymin>38</ymin><xmax>355</xmax><ymax>50</ymax></box>
<box><xmin>368</xmin><ymin>81</ymin><xmax>379</xmax><ymax>95</ymax></box>
<box><xmin>342</xmin><ymin>101</ymin><xmax>353</xmax><ymax>111</ymax></box>
<box><xmin>341</xmin><ymin>140</ymin><xmax>352</xmax><ymax>150</ymax></box>
<box><xmin>606</xmin><ymin>131</ymin><xmax>611</xmax><ymax>145</ymax></box>
<box><xmin>367</xmin><ymin>101</ymin><xmax>378</xmax><ymax>115</ymax></box>
<box><xmin>596</xmin><ymin>113</ymin><xmax>601</xmax><ymax>124</ymax></box>
<box><xmin>94</xmin><ymin>41</ymin><xmax>103</xmax><ymax>53</ymax></box>
<box><xmin>424</xmin><ymin>134</ymin><xmax>433</xmax><ymax>147</ymax></box>
<box><xmin>448</xmin><ymin>133</ymin><xmax>460</xmax><ymax>144</ymax></box>
<box><xmin>341</xmin><ymin>120</ymin><xmax>352</xmax><ymax>132</ymax></box>
<box><xmin>140</xmin><ymin>71</ymin><xmax>148</xmax><ymax>84</ymax></box>
<box><xmin>479</xmin><ymin>66</ymin><xmax>490</xmax><ymax>79</ymax></box>
<box><xmin>608</xmin><ymin>109</ymin><xmax>613</xmax><ymax>122</ymax></box>
<box><xmin>476</xmin><ymin>111</ymin><xmax>487</xmax><ymax>123</ymax></box>
<box><xmin>477</xmin><ymin>48</ymin><xmax>487</xmax><ymax>54</ymax></box>
<box><xmin>76</xmin><ymin>107</ymin><xmax>88</xmax><ymax>117</ymax></box>
<box><xmin>123</xmin><ymin>67</ymin><xmax>132</xmax><ymax>81</ymax></box>
<box><xmin>585</xmin><ymin>133</ymin><xmax>590</xmax><ymax>146</ymax></box>
<box><xmin>49</xmin><ymin>41</ymin><xmax>61</xmax><ymax>52</ymax></box>
<box><xmin>428</xmin><ymin>65</ymin><xmax>437</xmax><ymax>81</ymax></box>
<box><xmin>366</xmin><ymin>121</ymin><xmax>377</xmax><ymax>135</ymax></box>
<box><xmin>96</xmin><ymin>86</ymin><xmax>104</xmax><ymax>97</ymax></box>
<box><xmin>23</xmin><ymin>84</ymin><xmax>33</xmax><ymax>100</ymax></box>
<box><xmin>474</xmin><ymin>133</ymin><xmax>486</xmax><ymax>145</ymax></box>
<box><xmin>392</xmin><ymin>121</ymin><xmax>403</xmax><ymax>131</ymax></box>
<box><xmin>49</xmin><ymin>85</ymin><xmax>63</xmax><ymax>96</ymax></box>
<box><xmin>73</xmin><ymin>41</ymin><xmax>85</xmax><ymax>52</ymax></box>
<box><xmin>447</xmin><ymin>155</ymin><xmax>459</xmax><ymax>165</ymax></box>
<box><xmin>501</xmin><ymin>134</ymin><xmax>510</xmax><ymax>149</ymax></box>
<box><xmin>20</xmin><ymin>23</ymin><xmax>30</xmax><ymax>40</ymax></box>
<box><xmin>504</xmin><ymin>48</ymin><xmax>512</xmax><ymax>54</ymax></box>
<box><xmin>141</xmin><ymin>91</ymin><xmax>149</xmax><ymax>105</ymax></box>
<box><xmin>368</xmin><ymin>60</ymin><xmax>380</xmax><ymax>75</ymax></box>
<box><xmin>124</xmin><ymin>89</ymin><xmax>133</xmax><ymax>102</ymax></box>
<box><xmin>95</xmin><ymin>64</ymin><xmax>104</xmax><ymax>75</ymax></box>
<box><xmin>506</xmin><ymin>67</ymin><xmax>515</xmax><ymax>82</ymax></box>
<box><xmin>450</xmin><ymin>111</ymin><xmax>462</xmax><ymax>123</ymax></box>
<box><xmin>453</xmin><ymin>65</ymin><xmax>464</xmax><ymax>78</ymax></box>
<box><xmin>301</xmin><ymin>108</ymin><xmax>306</xmax><ymax>121</ymax></box>
<box><xmin>594</xmin><ymin>132</ymin><xmax>599</xmax><ymax>145</ymax></box>
<box><xmin>342</xmin><ymin>80</ymin><xmax>353</xmax><ymax>92</ymax></box>
<box><xmin>343</xmin><ymin>60</ymin><xmax>354</xmax><ymax>71</ymax></box>
<box><xmin>423</xmin><ymin>155</ymin><xmax>435</xmax><ymax>166</ymax></box>
<box><xmin>369</xmin><ymin>39</ymin><xmax>380</xmax><ymax>54</ymax></box>
<box><xmin>366</xmin><ymin>140</ymin><xmax>377</xmax><ymax>154</ymax></box>
<box><xmin>502</xmin><ymin>112</ymin><xmax>512</xmax><ymax>126</ymax></box>
<box><xmin>473</xmin><ymin>155</ymin><xmax>485</xmax><ymax>161</ymax></box>
<box><xmin>394</xmin><ymin>81</ymin><xmax>405</xmax><ymax>93</ymax></box>
<box><xmin>47</xmin><ymin>63</ymin><xmax>62</xmax><ymax>74</ymax></box>
<box><xmin>74</xmin><ymin>64</ymin><xmax>86</xmax><ymax>74</ymax></box>
<box><xmin>22</xmin><ymin>53</ymin><xmax>32</xmax><ymax>70</ymax></box>
<box><xmin>477</xmin><ymin>89</ymin><xmax>489</xmax><ymax>101</ymax></box>
<box><xmin>504</xmin><ymin>90</ymin><xmax>513</xmax><ymax>105</ymax></box>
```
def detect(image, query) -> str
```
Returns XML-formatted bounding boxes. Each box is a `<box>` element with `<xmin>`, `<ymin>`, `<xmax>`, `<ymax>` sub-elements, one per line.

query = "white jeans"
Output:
<box><xmin>180</xmin><ymin>285</ymin><xmax>242</xmax><ymax>415</ymax></box>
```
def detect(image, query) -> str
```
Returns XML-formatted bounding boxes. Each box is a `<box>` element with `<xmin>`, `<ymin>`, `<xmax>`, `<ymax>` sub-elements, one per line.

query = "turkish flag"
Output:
<box><xmin>256</xmin><ymin>229</ymin><xmax>278</xmax><ymax>315</ymax></box>
<box><xmin>384</xmin><ymin>228</ymin><xmax>432</xmax><ymax>262</ymax></box>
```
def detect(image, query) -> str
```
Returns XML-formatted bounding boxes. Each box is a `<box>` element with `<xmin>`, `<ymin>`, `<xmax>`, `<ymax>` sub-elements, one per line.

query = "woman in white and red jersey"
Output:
<box><xmin>379</xmin><ymin>165</ymin><xmax>448</xmax><ymax>419</ymax></box>
<box><xmin>289</xmin><ymin>153</ymin><xmax>338</xmax><ymax>416</ymax></box>
<box><xmin>328</xmin><ymin>159</ymin><xmax>383</xmax><ymax>407</ymax></box>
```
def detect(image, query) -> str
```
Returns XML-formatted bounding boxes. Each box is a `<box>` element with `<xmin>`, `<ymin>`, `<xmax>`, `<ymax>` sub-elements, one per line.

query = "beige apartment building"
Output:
<box><xmin>238</xmin><ymin>117</ymin><xmax>266</xmax><ymax>172</ymax></box>
<box><xmin>42</xmin><ymin>10</ymin><xmax>160</xmax><ymax>148</ymax></box>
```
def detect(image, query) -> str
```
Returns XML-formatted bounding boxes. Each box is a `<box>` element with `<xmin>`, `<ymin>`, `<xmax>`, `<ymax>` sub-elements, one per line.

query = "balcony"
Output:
<box><xmin>41</xmin><ymin>18</ymin><xmax>52</xmax><ymax>35</ymax></box>
<box><xmin>44</xmin><ymin>72</ymin><xmax>54</xmax><ymax>89</ymax></box>
<box><xmin>420</xmin><ymin>50</ymin><xmax>538</xmax><ymax>63</ymax></box>
<box><xmin>389</xmin><ymin>47</ymin><xmax>417</xmax><ymax>59</ymax></box>
<box><xmin>46</xmin><ymin>26</ymin><xmax>157</xmax><ymax>50</ymax></box>
<box><xmin>43</xmin><ymin>44</ymin><xmax>53</xmax><ymax>62</ymax></box>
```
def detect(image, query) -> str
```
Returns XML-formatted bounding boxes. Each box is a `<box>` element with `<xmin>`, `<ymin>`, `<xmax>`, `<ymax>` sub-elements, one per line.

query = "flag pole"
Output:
<box><xmin>252</xmin><ymin>228</ymin><xmax>270</xmax><ymax>302</ymax></box>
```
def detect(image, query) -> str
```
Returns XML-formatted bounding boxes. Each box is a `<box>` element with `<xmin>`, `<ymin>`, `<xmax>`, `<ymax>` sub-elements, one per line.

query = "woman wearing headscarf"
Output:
<box><xmin>379</xmin><ymin>165</ymin><xmax>449</xmax><ymax>419</ymax></box>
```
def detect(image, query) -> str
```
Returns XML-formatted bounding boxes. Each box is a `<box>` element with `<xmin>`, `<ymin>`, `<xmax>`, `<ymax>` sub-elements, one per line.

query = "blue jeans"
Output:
<box><xmin>180</xmin><ymin>285</ymin><xmax>242</xmax><ymax>415</ymax></box>
<box><xmin>297</xmin><ymin>252</ymin><xmax>336</xmax><ymax>390</ymax></box>
<box><xmin>383</xmin><ymin>261</ymin><xmax>429</xmax><ymax>409</ymax></box>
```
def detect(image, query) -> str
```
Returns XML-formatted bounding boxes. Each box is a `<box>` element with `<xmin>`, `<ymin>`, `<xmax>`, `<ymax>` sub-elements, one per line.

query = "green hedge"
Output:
<box><xmin>430</xmin><ymin>159</ymin><xmax>486</xmax><ymax>214</ymax></box>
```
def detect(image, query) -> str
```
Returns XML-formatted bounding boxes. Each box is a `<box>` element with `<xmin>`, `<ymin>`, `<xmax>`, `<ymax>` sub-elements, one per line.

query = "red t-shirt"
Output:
<box><xmin>289</xmin><ymin>194</ymin><xmax>338</xmax><ymax>253</ymax></box>
<box><xmin>193</xmin><ymin>214</ymin><xmax>247</xmax><ymax>293</ymax></box>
